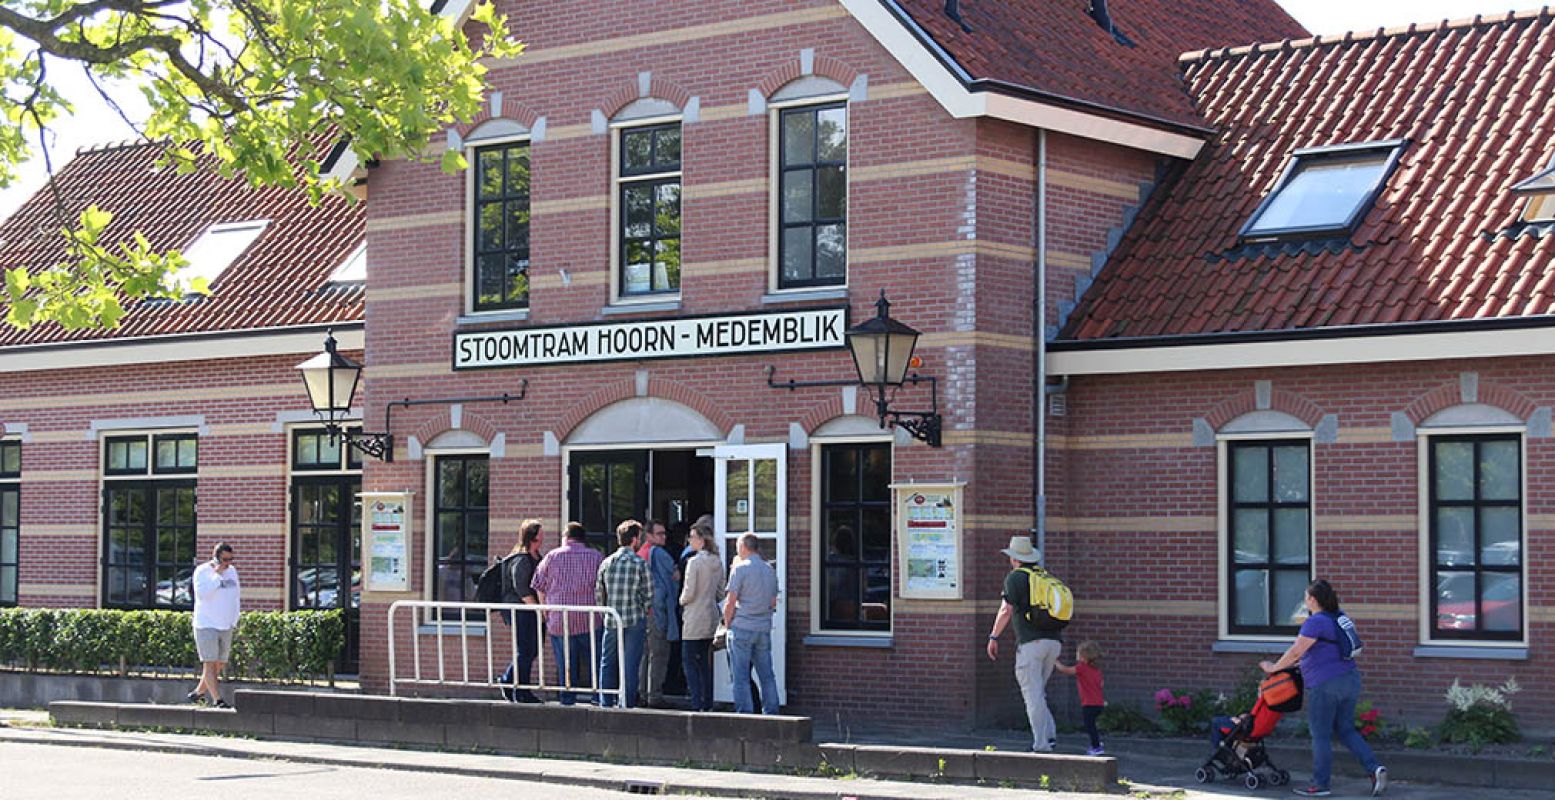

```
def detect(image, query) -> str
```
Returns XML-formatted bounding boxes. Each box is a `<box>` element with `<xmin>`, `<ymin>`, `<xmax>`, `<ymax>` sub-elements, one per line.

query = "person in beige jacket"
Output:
<box><xmin>678</xmin><ymin>521</ymin><xmax>724</xmax><ymax>711</ymax></box>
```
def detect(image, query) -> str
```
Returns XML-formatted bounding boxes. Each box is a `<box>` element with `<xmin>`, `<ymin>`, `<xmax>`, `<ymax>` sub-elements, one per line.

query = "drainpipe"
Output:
<box><xmin>1033</xmin><ymin>129</ymin><xmax>1048</xmax><ymax>566</ymax></box>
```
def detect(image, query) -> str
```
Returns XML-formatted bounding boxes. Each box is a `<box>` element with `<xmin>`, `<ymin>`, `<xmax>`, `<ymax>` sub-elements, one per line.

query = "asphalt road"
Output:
<box><xmin>0</xmin><ymin>741</ymin><xmax>701</xmax><ymax>800</ymax></box>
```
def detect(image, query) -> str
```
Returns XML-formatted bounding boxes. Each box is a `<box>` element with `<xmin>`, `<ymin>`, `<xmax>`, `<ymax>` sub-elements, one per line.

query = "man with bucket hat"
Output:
<box><xmin>986</xmin><ymin>535</ymin><xmax>1067</xmax><ymax>752</ymax></box>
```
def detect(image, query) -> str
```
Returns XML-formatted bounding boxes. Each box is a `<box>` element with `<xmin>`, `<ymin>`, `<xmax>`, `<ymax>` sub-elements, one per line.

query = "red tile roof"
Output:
<box><xmin>0</xmin><ymin>141</ymin><xmax>363</xmax><ymax>348</ymax></box>
<box><xmin>1062</xmin><ymin>10</ymin><xmax>1555</xmax><ymax>343</ymax></box>
<box><xmin>889</xmin><ymin>0</ymin><xmax>1307</xmax><ymax>130</ymax></box>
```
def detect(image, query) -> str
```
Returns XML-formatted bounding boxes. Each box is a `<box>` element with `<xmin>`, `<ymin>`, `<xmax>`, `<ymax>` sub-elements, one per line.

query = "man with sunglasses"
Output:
<box><xmin>188</xmin><ymin>542</ymin><xmax>241</xmax><ymax>707</ymax></box>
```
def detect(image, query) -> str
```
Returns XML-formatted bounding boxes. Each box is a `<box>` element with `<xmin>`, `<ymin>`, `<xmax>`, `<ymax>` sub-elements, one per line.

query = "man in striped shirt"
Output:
<box><xmin>595</xmin><ymin>519</ymin><xmax>651</xmax><ymax>708</ymax></box>
<box><xmin>531</xmin><ymin>521</ymin><xmax>604</xmax><ymax>706</ymax></box>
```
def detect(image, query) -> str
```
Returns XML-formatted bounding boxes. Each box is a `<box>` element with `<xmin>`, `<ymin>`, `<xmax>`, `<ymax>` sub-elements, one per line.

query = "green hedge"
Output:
<box><xmin>0</xmin><ymin>608</ymin><xmax>344</xmax><ymax>682</ymax></box>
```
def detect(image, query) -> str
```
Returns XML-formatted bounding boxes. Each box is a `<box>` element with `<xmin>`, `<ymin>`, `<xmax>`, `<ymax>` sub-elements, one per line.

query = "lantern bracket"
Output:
<box><xmin>764</xmin><ymin>366</ymin><xmax>942</xmax><ymax>447</ymax></box>
<box><xmin>380</xmin><ymin>381</ymin><xmax>530</xmax><ymax>458</ymax></box>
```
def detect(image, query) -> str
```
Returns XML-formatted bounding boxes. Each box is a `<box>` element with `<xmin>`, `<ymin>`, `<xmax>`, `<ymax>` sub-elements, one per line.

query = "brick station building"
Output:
<box><xmin>0</xmin><ymin>141</ymin><xmax>368</xmax><ymax>669</ymax></box>
<box><xmin>1050</xmin><ymin>10</ymin><xmax>1555</xmax><ymax>727</ymax></box>
<box><xmin>350</xmin><ymin>0</ymin><xmax>1302</xmax><ymax>729</ymax></box>
<box><xmin>12</xmin><ymin>0</ymin><xmax>1555</xmax><ymax>735</ymax></box>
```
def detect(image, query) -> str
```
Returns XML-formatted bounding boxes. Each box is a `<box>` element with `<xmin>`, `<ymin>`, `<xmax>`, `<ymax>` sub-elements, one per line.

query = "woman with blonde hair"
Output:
<box><xmin>678</xmin><ymin>520</ymin><xmax>723</xmax><ymax>711</ymax></box>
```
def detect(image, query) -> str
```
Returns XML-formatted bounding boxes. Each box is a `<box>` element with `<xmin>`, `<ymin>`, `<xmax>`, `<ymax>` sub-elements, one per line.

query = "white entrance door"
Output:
<box><xmin>711</xmin><ymin>443</ymin><xmax>786</xmax><ymax>706</ymax></box>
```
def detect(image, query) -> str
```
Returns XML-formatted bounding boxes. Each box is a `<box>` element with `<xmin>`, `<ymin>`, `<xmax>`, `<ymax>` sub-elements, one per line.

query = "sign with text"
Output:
<box><xmin>453</xmin><ymin>306</ymin><xmax>847</xmax><ymax>369</ymax></box>
<box><xmin>361</xmin><ymin>492</ymin><xmax>412</xmax><ymax>594</ymax></box>
<box><xmin>895</xmin><ymin>484</ymin><xmax>964</xmax><ymax>600</ymax></box>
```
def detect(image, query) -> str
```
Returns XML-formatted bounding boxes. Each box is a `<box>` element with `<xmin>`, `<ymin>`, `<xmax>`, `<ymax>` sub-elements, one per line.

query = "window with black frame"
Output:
<box><xmin>472</xmin><ymin>141</ymin><xmax>530</xmax><ymax>311</ymax></box>
<box><xmin>1429</xmin><ymin>435</ymin><xmax>1523</xmax><ymax>640</ymax></box>
<box><xmin>290</xmin><ymin>427</ymin><xmax>364</xmax><ymax>670</ymax></box>
<box><xmin>433</xmin><ymin>455</ymin><xmax>488</xmax><ymax>615</ymax></box>
<box><xmin>617</xmin><ymin>123</ymin><xmax>681</xmax><ymax>297</ymax></box>
<box><xmin>1</xmin><ymin>440</ymin><xmax>19</xmax><ymax>606</ymax></box>
<box><xmin>820</xmin><ymin>442</ymin><xmax>891</xmax><ymax>631</ymax></box>
<box><xmin>778</xmin><ymin>103</ymin><xmax>847</xmax><ymax>289</ymax></box>
<box><xmin>1227</xmin><ymin>440</ymin><xmax>1311</xmax><ymax>635</ymax></box>
<box><xmin>102</xmin><ymin>433</ymin><xmax>197</xmax><ymax>609</ymax></box>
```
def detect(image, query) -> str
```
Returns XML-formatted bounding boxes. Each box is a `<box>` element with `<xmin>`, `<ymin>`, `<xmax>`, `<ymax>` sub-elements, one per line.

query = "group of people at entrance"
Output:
<box><xmin>493</xmin><ymin>516</ymin><xmax>779</xmax><ymax>714</ymax></box>
<box><xmin>989</xmin><ymin>535</ymin><xmax>1387</xmax><ymax>797</ymax></box>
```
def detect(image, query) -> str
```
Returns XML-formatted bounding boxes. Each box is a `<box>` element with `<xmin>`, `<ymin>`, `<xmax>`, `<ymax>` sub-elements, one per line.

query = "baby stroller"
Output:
<box><xmin>1195</xmin><ymin>669</ymin><xmax>1302</xmax><ymax>790</ymax></box>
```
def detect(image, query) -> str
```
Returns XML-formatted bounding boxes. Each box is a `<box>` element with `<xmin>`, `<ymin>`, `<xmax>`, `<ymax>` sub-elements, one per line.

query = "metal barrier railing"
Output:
<box><xmin>386</xmin><ymin>601</ymin><xmax>625</xmax><ymax>704</ymax></box>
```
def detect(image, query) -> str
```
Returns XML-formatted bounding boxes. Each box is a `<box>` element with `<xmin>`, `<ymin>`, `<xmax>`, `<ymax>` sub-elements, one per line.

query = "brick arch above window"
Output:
<box><xmin>453</xmin><ymin>98</ymin><xmax>543</xmax><ymax>141</ymax></box>
<box><xmin>598</xmin><ymin>75</ymin><xmax>692</xmax><ymax>121</ymax></box>
<box><xmin>408</xmin><ymin>408</ymin><xmax>502</xmax><ymax>449</ymax></box>
<box><xmin>757</xmin><ymin>54</ymin><xmax>860</xmax><ymax>100</ymax></box>
<box><xmin>1403</xmin><ymin>376</ymin><xmax>1539</xmax><ymax>427</ymax></box>
<box><xmin>1203</xmin><ymin>385</ymin><xmax>1327</xmax><ymax>431</ymax></box>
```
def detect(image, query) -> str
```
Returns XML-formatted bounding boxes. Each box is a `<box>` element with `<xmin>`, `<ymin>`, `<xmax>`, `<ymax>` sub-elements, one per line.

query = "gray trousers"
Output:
<box><xmin>1015</xmin><ymin>638</ymin><xmax>1062</xmax><ymax>751</ymax></box>
<box><xmin>642</xmin><ymin>623</ymin><xmax>671</xmax><ymax>702</ymax></box>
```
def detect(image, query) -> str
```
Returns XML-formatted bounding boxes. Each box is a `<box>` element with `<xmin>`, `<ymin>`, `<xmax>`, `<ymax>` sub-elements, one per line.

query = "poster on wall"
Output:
<box><xmin>361</xmin><ymin>492</ymin><xmax>413</xmax><ymax>594</ymax></box>
<box><xmin>894</xmin><ymin>483</ymin><xmax>964</xmax><ymax>600</ymax></box>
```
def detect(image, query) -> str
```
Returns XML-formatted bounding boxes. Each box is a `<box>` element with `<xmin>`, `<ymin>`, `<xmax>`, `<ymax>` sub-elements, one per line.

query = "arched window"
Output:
<box><xmin>611</xmin><ymin>100</ymin><xmax>683</xmax><ymax>303</ymax></box>
<box><xmin>769</xmin><ymin>77</ymin><xmax>849</xmax><ymax>292</ymax></box>
<box><xmin>1219</xmin><ymin>411</ymin><xmax>1312</xmax><ymax>637</ymax></box>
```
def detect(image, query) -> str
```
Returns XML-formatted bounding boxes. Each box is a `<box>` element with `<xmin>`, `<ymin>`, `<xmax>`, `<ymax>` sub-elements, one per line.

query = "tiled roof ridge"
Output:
<box><xmin>1179</xmin><ymin>5</ymin><xmax>1555</xmax><ymax>65</ymax></box>
<box><xmin>73</xmin><ymin>138</ymin><xmax>162</xmax><ymax>157</ymax></box>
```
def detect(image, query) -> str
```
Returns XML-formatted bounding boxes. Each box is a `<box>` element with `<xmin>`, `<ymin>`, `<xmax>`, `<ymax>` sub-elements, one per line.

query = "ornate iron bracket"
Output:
<box><xmin>378</xmin><ymin>380</ymin><xmax>530</xmax><ymax>459</ymax></box>
<box><xmin>765</xmin><ymin>366</ymin><xmax>943</xmax><ymax>447</ymax></box>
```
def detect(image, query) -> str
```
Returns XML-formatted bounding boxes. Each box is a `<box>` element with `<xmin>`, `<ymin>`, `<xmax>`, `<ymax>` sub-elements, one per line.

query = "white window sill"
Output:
<box><xmin>802</xmin><ymin>634</ymin><xmax>892</xmax><ymax>648</ymax></box>
<box><xmin>1414</xmin><ymin>644</ymin><xmax>1528</xmax><ymax>660</ymax></box>
<box><xmin>761</xmin><ymin>288</ymin><xmax>848</xmax><ymax>305</ymax></box>
<box><xmin>601</xmin><ymin>299</ymin><xmax>681</xmax><ymax>315</ymax></box>
<box><xmin>1211</xmin><ymin>639</ymin><xmax>1291</xmax><ymax>655</ymax></box>
<box><xmin>457</xmin><ymin>309</ymin><xmax>529</xmax><ymax>326</ymax></box>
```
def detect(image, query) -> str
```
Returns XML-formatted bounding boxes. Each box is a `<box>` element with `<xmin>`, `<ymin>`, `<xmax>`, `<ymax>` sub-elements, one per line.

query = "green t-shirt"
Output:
<box><xmin>1003</xmin><ymin>568</ymin><xmax>1063</xmax><ymax>644</ymax></box>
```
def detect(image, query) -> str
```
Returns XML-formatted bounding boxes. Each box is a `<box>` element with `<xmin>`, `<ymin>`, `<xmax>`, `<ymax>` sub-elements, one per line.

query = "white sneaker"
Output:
<box><xmin>1371</xmin><ymin>766</ymin><xmax>1388</xmax><ymax>796</ymax></box>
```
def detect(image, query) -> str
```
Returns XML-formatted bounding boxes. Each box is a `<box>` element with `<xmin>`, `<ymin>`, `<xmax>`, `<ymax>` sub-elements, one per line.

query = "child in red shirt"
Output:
<box><xmin>1055</xmin><ymin>640</ymin><xmax>1106</xmax><ymax>755</ymax></box>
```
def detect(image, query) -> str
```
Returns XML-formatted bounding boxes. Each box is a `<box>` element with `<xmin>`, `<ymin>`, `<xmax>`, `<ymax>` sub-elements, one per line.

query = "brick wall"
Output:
<box><xmin>1055</xmin><ymin>356</ymin><xmax>1555</xmax><ymax>731</ymax></box>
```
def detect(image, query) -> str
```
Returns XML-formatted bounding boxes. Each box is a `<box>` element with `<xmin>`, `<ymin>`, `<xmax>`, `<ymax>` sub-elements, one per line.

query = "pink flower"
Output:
<box><xmin>1154</xmin><ymin>689</ymin><xmax>1174</xmax><ymax>708</ymax></box>
<box><xmin>1361</xmin><ymin>724</ymin><xmax>1377</xmax><ymax>737</ymax></box>
<box><xmin>1176</xmin><ymin>694</ymin><xmax>1192</xmax><ymax>708</ymax></box>
<box><xmin>1359</xmin><ymin>710</ymin><xmax>1380</xmax><ymax>722</ymax></box>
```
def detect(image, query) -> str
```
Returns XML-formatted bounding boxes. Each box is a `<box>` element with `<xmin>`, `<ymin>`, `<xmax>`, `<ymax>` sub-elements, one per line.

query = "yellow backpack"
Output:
<box><xmin>1017</xmin><ymin>566</ymin><xmax>1074</xmax><ymax>629</ymax></box>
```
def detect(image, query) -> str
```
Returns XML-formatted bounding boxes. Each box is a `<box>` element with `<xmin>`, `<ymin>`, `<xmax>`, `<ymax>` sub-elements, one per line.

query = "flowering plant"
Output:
<box><xmin>1354</xmin><ymin>700</ymin><xmax>1383</xmax><ymax>739</ymax></box>
<box><xmin>1154</xmin><ymin>687</ymin><xmax>1221</xmax><ymax>734</ymax></box>
<box><xmin>1439</xmin><ymin>677</ymin><xmax>1521</xmax><ymax>749</ymax></box>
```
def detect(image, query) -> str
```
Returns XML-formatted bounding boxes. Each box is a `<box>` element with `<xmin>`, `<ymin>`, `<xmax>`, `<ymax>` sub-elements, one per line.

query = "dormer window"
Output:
<box><xmin>329</xmin><ymin>243</ymin><xmax>367</xmax><ymax>284</ymax></box>
<box><xmin>1240</xmin><ymin>141</ymin><xmax>1406</xmax><ymax>242</ymax></box>
<box><xmin>1511</xmin><ymin>162</ymin><xmax>1555</xmax><ymax>223</ymax></box>
<box><xmin>178</xmin><ymin>220</ymin><xmax>268</xmax><ymax>292</ymax></box>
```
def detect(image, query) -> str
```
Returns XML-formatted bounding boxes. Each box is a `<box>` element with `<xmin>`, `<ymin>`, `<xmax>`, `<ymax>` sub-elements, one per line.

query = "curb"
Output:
<box><xmin>0</xmin><ymin>726</ymin><xmax>1077</xmax><ymax>800</ymax></box>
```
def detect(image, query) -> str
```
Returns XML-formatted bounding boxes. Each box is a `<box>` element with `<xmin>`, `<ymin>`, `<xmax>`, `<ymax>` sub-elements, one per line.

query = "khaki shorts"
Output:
<box><xmin>195</xmin><ymin>628</ymin><xmax>233</xmax><ymax>662</ymax></box>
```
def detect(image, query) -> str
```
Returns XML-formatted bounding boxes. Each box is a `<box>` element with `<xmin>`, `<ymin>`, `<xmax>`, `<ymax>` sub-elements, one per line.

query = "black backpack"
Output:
<box><xmin>474</xmin><ymin>554</ymin><xmax>514</xmax><ymax>603</ymax></box>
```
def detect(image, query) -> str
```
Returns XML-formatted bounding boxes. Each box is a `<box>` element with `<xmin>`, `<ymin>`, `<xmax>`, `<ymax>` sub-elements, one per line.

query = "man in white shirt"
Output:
<box><xmin>188</xmin><ymin>542</ymin><xmax>241</xmax><ymax>707</ymax></box>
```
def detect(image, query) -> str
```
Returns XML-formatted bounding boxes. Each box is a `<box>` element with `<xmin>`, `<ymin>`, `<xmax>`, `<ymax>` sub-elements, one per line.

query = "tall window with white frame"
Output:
<box><xmin>290</xmin><ymin>428</ymin><xmax>363</xmax><ymax>671</ymax></box>
<box><xmin>617</xmin><ymin>123</ymin><xmax>682</xmax><ymax>298</ymax></box>
<box><xmin>778</xmin><ymin>103</ymin><xmax>847</xmax><ymax>289</ymax></box>
<box><xmin>1227</xmin><ymin>440</ymin><xmax>1311</xmax><ymax>635</ymax></box>
<box><xmin>102</xmin><ymin>433</ymin><xmax>197</xmax><ymax>609</ymax></box>
<box><xmin>432</xmin><ymin>455</ymin><xmax>488</xmax><ymax>617</ymax></box>
<box><xmin>1429</xmin><ymin>435</ymin><xmax>1523</xmax><ymax>640</ymax></box>
<box><xmin>472</xmin><ymin>141</ymin><xmax>530</xmax><ymax>311</ymax></box>
<box><xmin>0</xmin><ymin>439</ymin><xmax>19</xmax><ymax>606</ymax></box>
<box><xmin>819</xmin><ymin>442</ymin><xmax>891</xmax><ymax>632</ymax></box>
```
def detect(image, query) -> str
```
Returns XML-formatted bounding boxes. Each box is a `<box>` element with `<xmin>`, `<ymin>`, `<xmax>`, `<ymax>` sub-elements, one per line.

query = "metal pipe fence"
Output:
<box><xmin>386</xmin><ymin>601</ymin><xmax>625</xmax><ymax>705</ymax></box>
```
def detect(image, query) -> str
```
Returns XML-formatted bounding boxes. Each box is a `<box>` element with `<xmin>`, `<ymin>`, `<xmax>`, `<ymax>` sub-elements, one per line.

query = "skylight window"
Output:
<box><xmin>1240</xmin><ymin>141</ymin><xmax>1406</xmax><ymax>241</ymax></box>
<box><xmin>178</xmin><ymin>220</ymin><xmax>268</xmax><ymax>291</ymax></box>
<box><xmin>329</xmin><ymin>243</ymin><xmax>367</xmax><ymax>283</ymax></box>
<box><xmin>1511</xmin><ymin>162</ymin><xmax>1555</xmax><ymax>223</ymax></box>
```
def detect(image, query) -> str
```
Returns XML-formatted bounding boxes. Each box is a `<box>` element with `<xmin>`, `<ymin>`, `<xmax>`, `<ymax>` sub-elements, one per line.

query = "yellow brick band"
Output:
<box><xmin>491</xmin><ymin>7</ymin><xmax>849</xmax><ymax>69</ymax></box>
<box><xmin>0</xmin><ymin>383</ymin><xmax>300</xmax><ymax>413</ymax></box>
<box><xmin>18</xmin><ymin>583</ymin><xmax>94</xmax><ymax>598</ymax></box>
<box><xmin>1046</xmin><ymin>169</ymin><xmax>1143</xmax><ymax>202</ymax></box>
<box><xmin>366</xmin><ymin>210</ymin><xmax>462</xmax><ymax>233</ymax></box>
<box><xmin>533</xmin><ymin>194</ymin><xmax>608</xmax><ymax>215</ymax></box>
<box><xmin>1050</xmin><ymin>516</ymin><xmax>1215</xmax><ymax>533</ymax></box>
<box><xmin>368</xmin><ymin>283</ymin><xmax>462</xmax><ymax>304</ymax></box>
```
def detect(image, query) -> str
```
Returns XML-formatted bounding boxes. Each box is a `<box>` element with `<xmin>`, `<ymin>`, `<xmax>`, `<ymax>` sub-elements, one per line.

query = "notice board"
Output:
<box><xmin>894</xmin><ymin>483</ymin><xmax>964</xmax><ymax>600</ymax></box>
<box><xmin>361</xmin><ymin>491</ymin><xmax>413</xmax><ymax>594</ymax></box>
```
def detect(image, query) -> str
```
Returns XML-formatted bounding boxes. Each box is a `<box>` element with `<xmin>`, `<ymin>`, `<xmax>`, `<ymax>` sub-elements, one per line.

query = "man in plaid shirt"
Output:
<box><xmin>595</xmin><ymin>519</ymin><xmax>651</xmax><ymax>708</ymax></box>
<box><xmin>531</xmin><ymin>521</ymin><xmax>604</xmax><ymax>706</ymax></box>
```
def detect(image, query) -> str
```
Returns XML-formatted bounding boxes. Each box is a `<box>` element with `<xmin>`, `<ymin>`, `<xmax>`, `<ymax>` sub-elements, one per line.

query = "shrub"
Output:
<box><xmin>1155</xmin><ymin>687</ymin><xmax>1223</xmax><ymax>735</ymax></box>
<box><xmin>1438</xmin><ymin>678</ymin><xmax>1521</xmax><ymax>749</ymax></box>
<box><xmin>1097</xmin><ymin>703</ymin><xmax>1158</xmax><ymax>734</ymax></box>
<box><xmin>0</xmin><ymin>607</ymin><xmax>343</xmax><ymax>682</ymax></box>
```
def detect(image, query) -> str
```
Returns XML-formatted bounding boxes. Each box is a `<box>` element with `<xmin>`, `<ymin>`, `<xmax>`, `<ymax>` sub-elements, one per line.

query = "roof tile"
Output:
<box><xmin>1064</xmin><ymin>10</ymin><xmax>1555</xmax><ymax>342</ymax></box>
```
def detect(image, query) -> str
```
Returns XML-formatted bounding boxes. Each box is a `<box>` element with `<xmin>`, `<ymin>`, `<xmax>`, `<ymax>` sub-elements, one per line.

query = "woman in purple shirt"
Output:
<box><xmin>1260</xmin><ymin>580</ymin><xmax>1387</xmax><ymax>798</ymax></box>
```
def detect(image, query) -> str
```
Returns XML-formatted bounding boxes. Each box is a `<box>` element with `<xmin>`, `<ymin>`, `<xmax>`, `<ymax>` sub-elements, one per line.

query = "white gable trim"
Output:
<box><xmin>1050</xmin><ymin>325</ymin><xmax>1555</xmax><ymax>376</ymax></box>
<box><xmin>0</xmin><ymin>325</ymin><xmax>363</xmax><ymax>374</ymax></box>
<box><xmin>836</xmin><ymin>0</ymin><xmax>1204</xmax><ymax>159</ymax></box>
